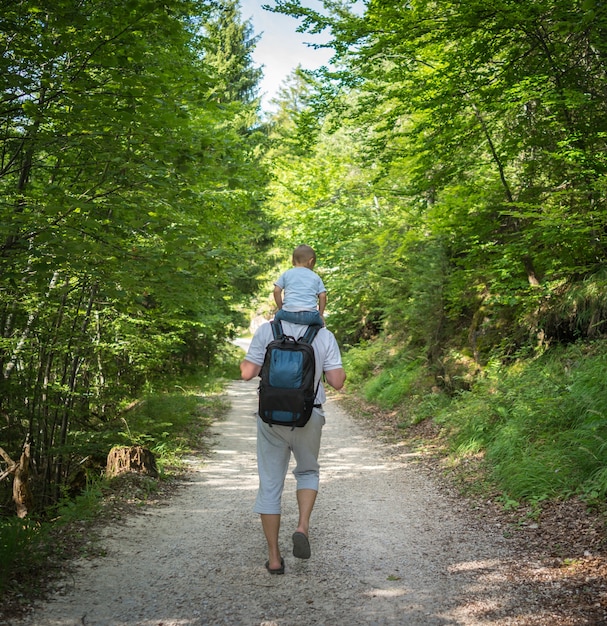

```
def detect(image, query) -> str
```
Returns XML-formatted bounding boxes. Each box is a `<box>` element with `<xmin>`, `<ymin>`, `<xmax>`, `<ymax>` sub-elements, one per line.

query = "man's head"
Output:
<box><xmin>292</xmin><ymin>244</ymin><xmax>316</xmax><ymax>268</ymax></box>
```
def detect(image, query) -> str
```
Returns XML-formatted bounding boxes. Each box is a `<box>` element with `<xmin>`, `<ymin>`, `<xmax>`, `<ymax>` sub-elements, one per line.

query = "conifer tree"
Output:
<box><xmin>203</xmin><ymin>0</ymin><xmax>263</xmax><ymax>104</ymax></box>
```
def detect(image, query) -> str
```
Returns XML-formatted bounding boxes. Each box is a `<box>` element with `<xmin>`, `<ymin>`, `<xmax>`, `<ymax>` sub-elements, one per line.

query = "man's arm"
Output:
<box><xmin>324</xmin><ymin>367</ymin><xmax>346</xmax><ymax>390</ymax></box>
<box><xmin>240</xmin><ymin>359</ymin><xmax>261</xmax><ymax>381</ymax></box>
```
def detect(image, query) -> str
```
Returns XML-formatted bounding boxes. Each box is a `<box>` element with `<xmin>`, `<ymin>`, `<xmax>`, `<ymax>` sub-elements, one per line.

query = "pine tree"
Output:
<box><xmin>203</xmin><ymin>0</ymin><xmax>263</xmax><ymax>104</ymax></box>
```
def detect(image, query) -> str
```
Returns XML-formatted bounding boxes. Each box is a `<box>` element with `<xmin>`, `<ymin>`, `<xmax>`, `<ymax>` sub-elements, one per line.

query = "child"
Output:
<box><xmin>273</xmin><ymin>244</ymin><xmax>326</xmax><ymax>327</ymax></box>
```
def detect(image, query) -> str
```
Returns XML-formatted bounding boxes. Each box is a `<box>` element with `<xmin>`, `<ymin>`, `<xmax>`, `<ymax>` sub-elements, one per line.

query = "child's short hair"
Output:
<box><xmin>292</xmin><ymin>244</ymin><xmax>316</xmax><ymax>265</ymax></box>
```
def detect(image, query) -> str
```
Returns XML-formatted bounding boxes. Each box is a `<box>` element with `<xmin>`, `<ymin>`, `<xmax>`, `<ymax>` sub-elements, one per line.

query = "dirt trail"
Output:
<box><xmin>10</xmin><ymin>379</ymin><xmax>552</xmax><ymax>626</ymax></box>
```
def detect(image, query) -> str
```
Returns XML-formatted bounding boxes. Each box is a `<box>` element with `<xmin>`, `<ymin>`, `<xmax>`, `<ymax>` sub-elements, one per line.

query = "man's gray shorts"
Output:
<box><xmin>253</xmin><ymin>409</ymin><xmax>325</xmax><ymax>515</ymax></box>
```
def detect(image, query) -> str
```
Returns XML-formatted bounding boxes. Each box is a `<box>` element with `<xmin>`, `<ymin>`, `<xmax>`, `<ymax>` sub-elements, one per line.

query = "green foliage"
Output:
<box><xmin>0</xmin><ymin>0</ymin><xmax>272</xmax><ymax>509</ymax></box>
<box><xmin>78</xmin><ymin>362</ymin><xmax>235</xmax><ymax>478</ymax></box>
<box><xmin>203</xmin><ymin>0</ymin><xmax>263</xmax><ymax>104</ymax></box>
<box><xmin>434</xmin><ymin>342</ymin><xmax>607</xmax><ymax>501</ymax></box>
<box><xmin>261</xmin><ymin>6</ymin><xmax>607</xmax><ymax>518</ymax></box>
<box><xmin>263</xmin><ymin>71</ymin><xmax>385</xmax><ymax>344</ymax></box>
<box><xmin>118</xmin><ymin>391</ymin><xmax>225</xmax><ymax>471</ymax></box>
<box><xmin>1</xmin><ymin>365</ymin><xmax>231</xmax><ymax>610</ymax></box>
<box><xmin>197</xmin><ymin>0</ymin><xmax>607</xmax><ymax>532</ymax></box>
<box><xmin>0</xmin><ymin>518</ymin><xmax>48</xmax><ymax>596</ymax></box>
<box><xmin>269</xmin><ymin>0</ymin><xmax>607</xmax><ymax>368</ymax></box>
<box><xmin>341</xmin><ymin>338</ymin><xmax>395</xmax><ymax>386</ymax></box>
<box><xmin>343</xmin><ymin>338</ymin><xmax>441</xmax><ymax>421</ymax></box>
<box><xmin>363</xmin><ymin>358</ymin><xmax>425</xmax><ymax>409</ymax></box>
<box><xmin>538</xmin><ymin>268</ymin><xmax>607</xmax><ymax>341</ymax></box>
<box><xmin>51</xmin><ymin>481</ymin><xmax>105</xmax><ymax>525</ymax></box>
<box><xmin>343</xmin><ymin>335</ymin><xmax>607</xmax><ymax>505</ymax></box>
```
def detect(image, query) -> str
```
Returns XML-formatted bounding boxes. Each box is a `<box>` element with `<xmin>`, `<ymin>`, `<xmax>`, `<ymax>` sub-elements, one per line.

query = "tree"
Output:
<box><xmin>203</xmin><ymin>0</ymin><xmax>263</xmax><ymax>104</ymax></box>
<box><xmin>0</xmin><ymin>0</ymin><xmax>271</xmax><ymax>513</ymax></box>
<box><xmin>264</xmin><ymin>68</ymin><xmax>383</xmax><ymax>344</ymax></box>
<box><xmin>269</xmin><ymin>0</ymin><xmax>607</xmax><ymax>360</ymax></box>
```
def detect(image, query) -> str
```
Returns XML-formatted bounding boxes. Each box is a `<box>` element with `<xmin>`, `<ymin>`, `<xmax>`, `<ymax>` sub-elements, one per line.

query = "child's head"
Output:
<box><xmin>292</xmin><ymin>244</ymin><xmax>316</xmax><ymax>268</ymax></box>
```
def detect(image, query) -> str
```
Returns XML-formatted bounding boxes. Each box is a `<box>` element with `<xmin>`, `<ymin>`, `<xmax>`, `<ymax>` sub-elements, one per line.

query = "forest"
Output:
<box><xmin>1</xmin><ymin>0</ymin><xmax>607</xmax><ymax>588</ymax></box>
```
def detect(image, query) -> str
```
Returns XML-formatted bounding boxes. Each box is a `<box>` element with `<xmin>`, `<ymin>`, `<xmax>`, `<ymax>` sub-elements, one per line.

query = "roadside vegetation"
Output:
<box><xmin>0</xmin><ymin>354</ymin><xmax>238</xmax><ymax>618</ymax></box>
<box><xmin>343</xmin><ymin>338</ymin><xmax>607</xmax><ymax>511</ymax></box>
<box><xmin>260</xmin><ymin>0</ymin><xmax>607</xmax><ymax>538</ymax></box>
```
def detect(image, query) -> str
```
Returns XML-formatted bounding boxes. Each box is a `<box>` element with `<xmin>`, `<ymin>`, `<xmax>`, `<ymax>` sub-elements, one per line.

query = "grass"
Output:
<box><xmin>0</xmin><ymin>518</ymin><xmax>49</xmax><ymax>597</ymax></box>
<box><xmin>433</xmin><ymin>341</ymin><xmax>607</xmax><ymax>503</ymax></box>
<box><xmin>343</xmin><ymin>338</ymin><xmax>430</xmax><ymax>410</ymax></box>
<box><xmin>363</xmin><ymin>358</ymin><xmax>425</xmax><ymax>409</ymax></box>
<box><xmin>344</xmin><ymin>337</ymin><xmax>607</xmax><ymax>508</ymax></box>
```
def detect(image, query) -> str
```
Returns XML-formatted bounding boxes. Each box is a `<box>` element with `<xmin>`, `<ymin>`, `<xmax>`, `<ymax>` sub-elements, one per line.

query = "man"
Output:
<box><xmin>240</xmin><ymin>319</ymin><xmax>346</xmax><ymax>574</ymax></box>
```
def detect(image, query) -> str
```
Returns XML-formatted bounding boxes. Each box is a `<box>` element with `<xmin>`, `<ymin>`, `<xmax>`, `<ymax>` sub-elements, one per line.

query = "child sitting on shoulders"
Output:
<box><xmin>273</xmin><ymin>244</ymin><xmax>326</xmax><ymax>328</ymax></box>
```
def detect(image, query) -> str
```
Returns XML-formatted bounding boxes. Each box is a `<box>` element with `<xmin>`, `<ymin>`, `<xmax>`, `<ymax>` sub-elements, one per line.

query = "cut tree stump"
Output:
<box><xmin>106</xmin><ymin>446</ymin><xmax>158</xmax><ymax>479</ymax></box>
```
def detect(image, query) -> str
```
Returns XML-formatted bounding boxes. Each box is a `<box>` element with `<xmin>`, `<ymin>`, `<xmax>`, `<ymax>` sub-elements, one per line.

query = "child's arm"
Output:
<box><xmin>273</xmin><ymin>285</ymin><xmax>283</xmax><ymax>309</ymax></box>
<box><xmin>318</xmin><ymin>291</ymin><xmax>327</xmax><ymax>316</ymax></box>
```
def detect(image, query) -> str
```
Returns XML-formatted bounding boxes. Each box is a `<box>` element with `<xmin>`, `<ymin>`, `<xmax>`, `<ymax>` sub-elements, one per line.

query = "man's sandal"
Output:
<box><xmin>292</xmin><ymin>531</ymin><xmax>311</xmax><ymax>559</ymax></box>
<box><xmin>265</xmin><ymin>557</ymin><xmax>285</xmax><ymax>574</ymax></box>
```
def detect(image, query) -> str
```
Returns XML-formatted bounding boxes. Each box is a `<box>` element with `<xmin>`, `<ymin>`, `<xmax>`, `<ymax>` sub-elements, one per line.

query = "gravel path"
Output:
<box><xmin>13</xmin><ymin>378</ymin><xmax>545</xmax><ymax>626</ymax></box>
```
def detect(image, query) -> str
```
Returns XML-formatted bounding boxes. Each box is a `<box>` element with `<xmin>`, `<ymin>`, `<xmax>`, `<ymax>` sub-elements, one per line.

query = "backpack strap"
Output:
<box><xmin>270</xmin><ymin>319</ymin><xmax>284</xmax><ymax>340</ymax></box>
<box><xmin>300</xmin><ymin>324</ymin><xmax>321</xmax><ymax>345</ymax></box>
<box><xmin>302</xmin><ymin>324</ymin><xmax>322</xmax><ymax>409</ymax></box>
<box><xmin>272</xmin><ymin>320</ymin><xmax>320</xmax><ymax>344</ymax></box>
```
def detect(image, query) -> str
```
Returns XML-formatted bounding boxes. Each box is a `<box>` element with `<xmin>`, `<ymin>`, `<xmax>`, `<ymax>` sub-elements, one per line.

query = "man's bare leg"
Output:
<box><xmin>295</xmin><ymin>488</ymin><xmax>317</xmax><ymax>536</ymax></box>
<box><xmin>293</xmin><ymin>488</ymin><xmax>317</xmax><ymax>559</ymax></box>
<box><xmin>260</xmin><ymin>513</ymin><xmax>283</xmax><ymax>570</ymax></box>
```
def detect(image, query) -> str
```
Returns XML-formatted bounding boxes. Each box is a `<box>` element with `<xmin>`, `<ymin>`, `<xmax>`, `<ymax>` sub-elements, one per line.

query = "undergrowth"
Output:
<box><xmin>0</xmin><ymin>353</ymin><xmax>237</xmax><ymax>617</ymax></box>
<box><xmin>344</xmin><ymin>337</ymin><xmax>429</xmax><ymax>411</ymax></box>
<box><xmin>435</xmin><ymin>341</ymin><xmax>607</xmax><ymax>504</ymax></box>
<box><xmin>343</xmin><ymin>338</ymin><xmax>607</xmax><ymax>506</ymax></box>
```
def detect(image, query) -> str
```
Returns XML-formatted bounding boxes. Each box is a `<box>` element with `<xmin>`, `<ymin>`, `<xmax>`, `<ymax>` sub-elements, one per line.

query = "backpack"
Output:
<box><xmin>258</xmin><ymin>320</ymin><xmax>321</xmax><ymax>428</ymax></box>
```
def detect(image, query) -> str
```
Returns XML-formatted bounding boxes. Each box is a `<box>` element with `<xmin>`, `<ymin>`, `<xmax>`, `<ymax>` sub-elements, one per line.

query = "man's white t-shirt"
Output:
<box><xmin>245</xmin><ymin>320</ymin><xmax>343</xmax><ymax>405</ymax></box>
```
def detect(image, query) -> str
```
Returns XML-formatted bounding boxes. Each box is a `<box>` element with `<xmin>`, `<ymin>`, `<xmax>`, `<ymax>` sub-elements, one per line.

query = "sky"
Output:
<box><xmin>239</xmin><ymin>1</ymin><xmax>335</xmax><ymax>110</ymax></box>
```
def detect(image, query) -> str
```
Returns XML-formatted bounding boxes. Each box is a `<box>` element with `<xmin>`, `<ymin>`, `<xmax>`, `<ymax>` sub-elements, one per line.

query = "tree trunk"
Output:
<box><xmin>0</xmin><ymin>440</ymin><xmax>34</xmax><ymax>518</ymax></box>
<box><xmin>14</xmin><ymin>441</ymin><xmax>33</xmax><ymax>518</ymax></box>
